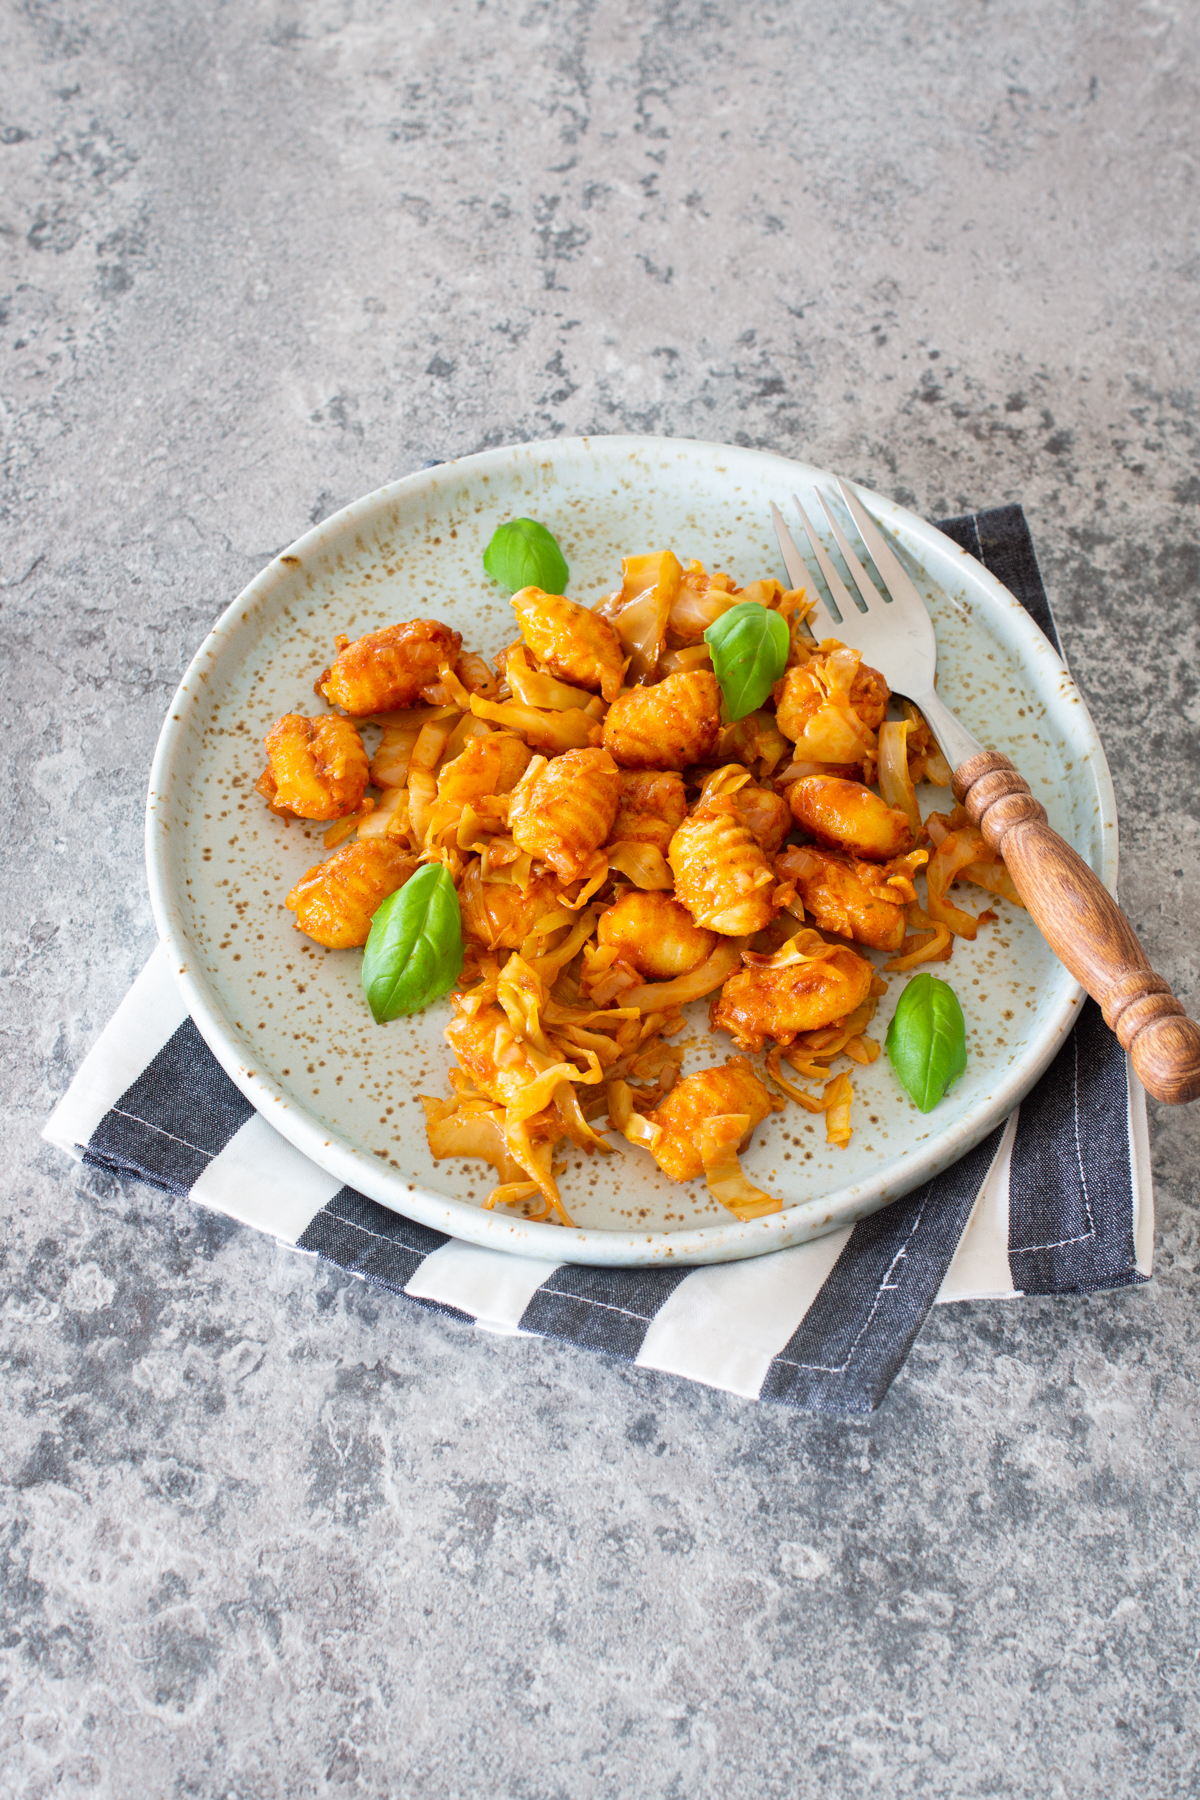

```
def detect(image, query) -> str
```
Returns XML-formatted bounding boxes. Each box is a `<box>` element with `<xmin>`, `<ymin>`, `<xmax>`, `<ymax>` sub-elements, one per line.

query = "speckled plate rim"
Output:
<box><xmin>145</xmin><ymin>436</ymin><xmax>1116</xmax><ymax>1266</ymax></box>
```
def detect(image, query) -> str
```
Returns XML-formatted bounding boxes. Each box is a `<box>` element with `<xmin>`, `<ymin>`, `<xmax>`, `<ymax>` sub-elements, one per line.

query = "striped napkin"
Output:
<box><xmin>42</xmin><ymin>507</ymin><xmax>1153</xmax><ymax>1415</ymax></box>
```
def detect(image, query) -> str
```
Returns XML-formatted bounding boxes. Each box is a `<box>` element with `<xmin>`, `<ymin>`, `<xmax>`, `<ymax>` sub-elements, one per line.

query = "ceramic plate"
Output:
<box><xmin>145</xmin><ymin>437</ymin><xmax>1116</xmax><ymax>1266</ymax></box>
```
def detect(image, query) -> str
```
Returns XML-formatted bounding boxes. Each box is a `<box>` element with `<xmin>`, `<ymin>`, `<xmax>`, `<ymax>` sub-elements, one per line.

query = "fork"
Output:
<box><xmin>771</xmin><ymin>481</ymin><xmax>1200</xmax><ymax>1105</ymax></box>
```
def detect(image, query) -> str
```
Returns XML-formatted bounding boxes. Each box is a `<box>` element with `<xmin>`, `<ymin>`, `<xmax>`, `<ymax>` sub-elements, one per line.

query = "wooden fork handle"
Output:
<box><xmin>953</xmin><ymin>751</ymin><xmax>1200</xmax><ymax>1105</ymax></box>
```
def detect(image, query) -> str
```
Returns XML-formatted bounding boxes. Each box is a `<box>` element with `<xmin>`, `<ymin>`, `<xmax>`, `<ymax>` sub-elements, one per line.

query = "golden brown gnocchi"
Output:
<box><xmin>508</xmin><ymin>746</ymin><xmax>621</xmax><ymax>882</ymax></box>
<box><xmin>597</xmin><ymin>891</ymin><xmax>716</xmax><ymax>980</ymax></box>
<box><xmin>607</xmin><ymin>769</ymin><xmax>689</xmax><ymax>853</ymax></box>
<box><xmin>602</xmin><ymin>669</ymin><xmax>721</xmax><ymax>770</ymax></box>
<box><xmin>787</xmin><ymin>774</ymin><xmax>913</xmax><ymax>861</ymax></box>
<box><xmin>258</xmin><ymin>713</ymin><xmax>369</xmax><ymax>820</ymax></box>
<box><xmin>316</xmin><ymin>618</ymin><xmax>462</xmax><ymax>715</ymax></box>
<box><xmin>777</xmin><ymin>844</ymin><xmax>910</xmax><ymax>952</ymax></box>
<box><xmin>647</xmin><ymin>1059</ymin><xmax>775</xmax><ymax>1182</ymax></box>
<box><xmin>510</xmin><ymin>587</ymin><xmax>626</xmax><ymax>702</ymax></box>
<box><xmin>285</xmin><ymin>839</ymin><xmax>417</xmax><ymax>948</ymax></box>
<box><xmin>668</xmin><ymin>804</ymin><xmax>777</xmax><ymax>937</ymax></box>
<box><xmin>710</xmin><ymin>941</ymin><xmax>875</xmax><ymax>1050</ymax></box>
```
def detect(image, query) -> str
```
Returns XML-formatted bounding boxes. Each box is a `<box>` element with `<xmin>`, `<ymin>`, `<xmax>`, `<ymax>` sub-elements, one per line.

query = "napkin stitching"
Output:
<box><xmin>106</xmin><ymin>1105</ymin><xmax>213</xmax><ymax>1160</ymax></box>
<box><xmin>1011</xmin><ymin>1031</ymin><xmax>1097</xmax><ymax>1255</ymax></box>
<box><xmin>534</xmin><ymin>1288</ymin><xmax>659</xmax><ymax>1326</ymax></box>
<box><xmin>304</xmin><ymin>1218</ymin><xmax>663</xmax><ymax>1330</ymax></box>
<box><xmin>315</xmin><ymin>1210</ymin><xmax>443</xmax><ymax>1256</ymax></box>
<box><xmin>770</xmin><ymin>1193</ymin><xmax>929</xmax><ymax>1375</ymax></box>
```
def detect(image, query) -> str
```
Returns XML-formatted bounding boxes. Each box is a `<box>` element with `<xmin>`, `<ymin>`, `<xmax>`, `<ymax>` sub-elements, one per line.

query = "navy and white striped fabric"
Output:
<box><xmin>42</xmin><ymin>508</ymin><xmax>1154</xmax><ymax>1415</ymax></box>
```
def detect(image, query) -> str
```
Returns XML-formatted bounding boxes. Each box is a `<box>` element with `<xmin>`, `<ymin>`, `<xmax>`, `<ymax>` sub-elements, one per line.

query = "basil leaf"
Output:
<box><xmin>482</xmin><ymin>518</ymin><xmax>569</xmax><ymax>595</ymax></box>
<box><xmin>703</xmin><ymin>602</ymin><xmax>790</xmax><ymax>721</ymax></box>
<box><xmin>361</xmin><ymin>863</ymin><xmax>463</xmax><ymax>1023</ymax></box>
<box><xmin>885</xmin><ymin>973</ymin><xmax>968</xmax><ymax>1113</ymax></box>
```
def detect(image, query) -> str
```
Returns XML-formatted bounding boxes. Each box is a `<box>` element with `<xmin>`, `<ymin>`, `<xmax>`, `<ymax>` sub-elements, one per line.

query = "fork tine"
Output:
<box><xmin>835</xmin><ymin>478</ymin><xmax>927</xmax><ymax>612</ymax></box>
<box><xmin>770</xmin><ymin>502</ymin><xmax>838</xmax><ymax>634</ymax></box>
<box><xmin>815</xmin><ymin>489</ymin><xmax>885</xmax><ymax>611</ymax></box>
<box><xmin>791</xmin><ymin>494</ymin><xmax>858</xmax><ymax>625</ymax></box>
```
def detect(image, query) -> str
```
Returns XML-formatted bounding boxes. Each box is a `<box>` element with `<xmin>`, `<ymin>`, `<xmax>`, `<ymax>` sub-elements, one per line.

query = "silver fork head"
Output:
<box><xmin>791</xmin><ymin>495</ymin><xmax>860</xmax><ymax>632</ymax></box>
<box><xmin>815</xmin><ymin>489</ymin><xmax>883</xmax><ymax>613</ymax></box>
<box><xmin>769</xmin><ymin>495</ymin><xmax>877</xmax><ymax>651</ymax></box>
<box><xmin>769</xmin><ymin>503</ymin><xmax>840</xmax><ymax>636</ymax></box>
<box><xmin>771</xmin><ymin>483</ymin><xmax>939</xmax><ymax>701</ymax></box>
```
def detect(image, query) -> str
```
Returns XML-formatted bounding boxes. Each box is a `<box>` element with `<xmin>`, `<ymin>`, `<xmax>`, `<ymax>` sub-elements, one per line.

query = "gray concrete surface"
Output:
<box><xmin>3</xmin><ymin>1</ymin><xmax>1199</xmax><ymax>1794</ymax></box>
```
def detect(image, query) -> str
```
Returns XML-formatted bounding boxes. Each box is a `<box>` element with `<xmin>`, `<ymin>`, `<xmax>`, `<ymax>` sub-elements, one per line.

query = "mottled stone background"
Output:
<box><xmin>3</xmin><ymin>1</ymin><xmax>1199</xmax><ymax>1794</ymax></box>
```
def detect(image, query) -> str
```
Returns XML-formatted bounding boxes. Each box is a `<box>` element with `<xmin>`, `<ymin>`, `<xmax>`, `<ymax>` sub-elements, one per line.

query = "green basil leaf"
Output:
<box><xmin>361</xmin><ymin>863</ymin><xmax>463</xmax><ymax>1023</ymax></box>
<box><xmin>482</xmin><ymin>518</ymin><xmax>569</xmax><ymax>595</ymax></box>
<box><xmin>703</xmin><ymin>602</ymin><xmax>790</xmax><ymax>721</ymax></box>
<box><xmin>884</xmin><ymin>973</ymin><xmax>968</xmax><ymax>1113</ymax></box>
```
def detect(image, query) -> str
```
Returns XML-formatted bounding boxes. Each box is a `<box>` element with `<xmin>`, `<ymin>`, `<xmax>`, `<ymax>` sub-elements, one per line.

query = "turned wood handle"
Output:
<box><xmin>953</xmin><ymin>751</ymin><xmax>1200</xmax><ymax>1105</ymax></box>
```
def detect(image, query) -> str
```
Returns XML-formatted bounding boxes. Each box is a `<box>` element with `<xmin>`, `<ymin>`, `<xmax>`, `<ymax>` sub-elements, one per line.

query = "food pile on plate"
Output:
<box><xmin>255</xmin><ymin>536</ymin><xmax>1019</xmax><ymax>1226</ymax></box>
